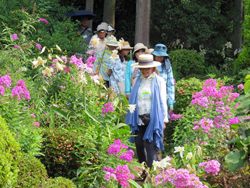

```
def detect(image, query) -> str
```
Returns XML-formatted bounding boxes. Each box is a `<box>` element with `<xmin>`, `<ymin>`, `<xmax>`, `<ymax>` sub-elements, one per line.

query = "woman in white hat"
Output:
<box><xmin>109</xmin><ymin>41</ymin><xmax>133</xmax><ymax>95</ymax></box>
<box><xmin>106</xmin><ymin>24</ymin><xmax>117</xmax><ymax>40</ymax></box>
<box><xmin>125</xmin><ymin>54</ymin><xmax>168</xmax><ymax>180</ymax></box>
<box><xmin>125</xmin><ymin>43</ymin><xmax>148</xmax><ymax>99</ymax></box>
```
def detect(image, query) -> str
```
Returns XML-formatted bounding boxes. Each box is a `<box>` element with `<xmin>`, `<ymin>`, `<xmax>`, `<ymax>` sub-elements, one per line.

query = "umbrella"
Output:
<box><xmin>66</xmin><ymin>10</ymin><xmax>96</xmax><ymax>20</ymax></box>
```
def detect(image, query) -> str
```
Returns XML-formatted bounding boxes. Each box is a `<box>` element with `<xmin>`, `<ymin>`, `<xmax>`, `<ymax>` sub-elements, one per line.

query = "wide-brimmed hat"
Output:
<box><xmin>132</xmin><ymin>54</ymin><xmax>161</xmax><ymax>68</ymax></box>
<box><xmin>96</xmin><ymin>22</ymin><xmax>108</xmax><ymax>32</ymax></box>
<box><xmin>106</xmin><ymin>35</ymin><xmax>119</xmax><ymax>47</ymax></box>
<box><xmin>108</xmin><ymin>25</ymin><xmax>115</xmax><ymax>32</ymax></box>
<box><xmin>145</xmin><ymin>48</ymin><xmax>154</xmax><ymax>54</ymax></box>
<box><xmin>152</xmin><ymin>44</ymin><xmax>169</xmax><ymax>57</ymax></box>
<box><xmin>133</xmin><ymin>43</ymin><xmax>148</xmax><ymax>55</ymax></box>
<box><xmin>118</xmin><ymin>41</ymin><xmax>133</xmax><ymax>50</ymax></box>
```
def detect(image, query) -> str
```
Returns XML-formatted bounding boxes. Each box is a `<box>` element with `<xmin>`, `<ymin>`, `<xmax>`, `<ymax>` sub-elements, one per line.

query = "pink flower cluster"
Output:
<box><xmin>86</xmin><ymin>56</ymin><xmax>96</xmax><ymax>69</ymax></box>
<box><xmin>104</xmin><ymin>165</ymin><xmax>134</xmax><ymax>187</ymax></box>
<box><xmin>107</xmin><ymin>139</ymin><xmax>128</xmax><ymax>156</ymax></box>
<box><xmin>36</xmin><ymin>43</ymin><xmax>42</xmax><ymax>51</ymax></box>
<box><xmin>169</xmin><ymin>111</ymin><xmax>182</xmax><ymax>121</ymax></box>
<box><xmin>11</xmin><ymin>79</ymin><xmax>30</xmax><ymax>100</ymax></box>
<box><xmin>11</xmin><ymin>33</ymin><xmax>19</xmax><ymax>40</ymax></box>
<box><xmin>193</xmin><ymin>117</ymin><xmax>214</xmax><ymax>133</ymax></box>
<box><xmin>199</xmin><ymin>160</ymin><xmax>221</xmax><ymax>176</ymax></box>
<box><xmin>0</xmin><ymin>74</ymin><xmax>12</xmax><ymax>88</ymax></box>
<box><xmin>102</xmin><ymin>102</ymin><xmax>114</xmax><ymax>115</ymax></box>
<box><xmin>38</xmin><ymin>18</ymin><xmax>49</xmax><ymax>24</ymax></box>
<box><xmin>69</xmin><ymin>55</ymin><xmax>84</xmax><ymax>69</ymax></box>
<box><xmin>155</xmin><ymin>167</ymin><xmax>208</xmax><ymax>188</ymax></box>
<box><xmin>119</xmin><ymin>149</ymin><xmax>134</xmax><ymax>163</ymax></box>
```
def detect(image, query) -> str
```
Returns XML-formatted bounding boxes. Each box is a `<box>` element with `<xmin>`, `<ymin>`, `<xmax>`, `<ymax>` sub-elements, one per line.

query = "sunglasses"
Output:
<box><xmin>157</xmin><ymin>46</ymin><xmax>166</xmax><ymax>50</ymax></box>
<box><xmin>98</xmin><ymin>30</ymin><xmax>106</xmax><ymax>33</ymax></box>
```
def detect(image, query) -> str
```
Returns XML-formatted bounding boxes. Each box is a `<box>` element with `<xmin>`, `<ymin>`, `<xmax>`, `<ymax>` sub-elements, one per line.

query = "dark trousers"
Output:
<box><xmin>135</xmin><ymin>125</ymin><xmax>157</xmax><ymax>168</ymax></box>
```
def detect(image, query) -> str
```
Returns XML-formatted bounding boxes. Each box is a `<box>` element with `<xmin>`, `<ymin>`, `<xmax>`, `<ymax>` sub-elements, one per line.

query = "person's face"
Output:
<box><xmin>155</xmin><ymin>56</ymin><xmax>164</xmax><ymax>62</ymax></box>
<box><xmin>122</xmin><ymin>49</ymin><xmax>130</xmax><ymax>56</ymax></box>
<box><xmin>139</xmin><ymin>68</ymin><xmax>154</xmax><ymax>78</ymax></box>
<box><xmin>98</xmin><ymin>30</ymin><xmax>107</xmax><ymax>39</ymax></box>
<box><xmin>108</xmin><ymin>45</ymin><xmax>117</xmax><ymax>51</ymax></box>
<box><xmin>135</xmin><ymin>49</ymin><xmax>145</xmax><ymax>59</ymax></box>
<box><xmin>107</xmin><ymin>31</ymin><xmax>115</xmax><ymax>36</ymax></box>
<box><xmin>81</xmin><ymin>18</ymin><xmax>88</xmax><ymax>27</ymax></box>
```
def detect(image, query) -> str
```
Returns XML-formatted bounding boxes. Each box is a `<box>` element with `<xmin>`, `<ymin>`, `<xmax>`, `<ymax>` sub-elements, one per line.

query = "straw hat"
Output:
<box><xmin>145</xmin><ymin>48</ymin><xmax>154</xmax><ymax>54</ymax></box>
<box><xmin>96</xmin><ymin>22</ymin><xmax>108</xmax><ymax>32</ymax></box>
<box><xmin>118</xmin><ymin>41</ymin><xmax>133</xmax><ymax>50</ymax></box>
<box><xmin>133</xmin><ymin>43</ymin><xmax>148</xmax><ymax>55</ymax></box>
<box><xmin>106</xmin><ymin>35</ymin><xmax>119</xmax><ymax>46</ymax></box>
<box><xmin>132</xmin><ymin>54</ymin><xmax>161</xmax><ymax>68</ymax></box>
<box><xmin>152</xmin><ymin>44</ymin><xmax>169</xmax><ymax>57</ymax></box>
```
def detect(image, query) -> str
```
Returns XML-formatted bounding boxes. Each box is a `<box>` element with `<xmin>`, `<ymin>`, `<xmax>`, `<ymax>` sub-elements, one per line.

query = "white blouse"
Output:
<box><xmin>133</xmin><ymin>73</ymin><xmax>168</xmax><ymax>125</ymax></box>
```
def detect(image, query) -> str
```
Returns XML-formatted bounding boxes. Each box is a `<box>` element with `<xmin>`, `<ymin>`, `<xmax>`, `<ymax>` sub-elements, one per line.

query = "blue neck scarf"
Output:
<box><xmin>125</xmin><ymin>73</ymin><xmax>165</xmax><ymax>150</ymax></box>
<box><xmin>157</xmin><ymin>58</ymin><xmax>171</xmax><ymax>72</ymax></box>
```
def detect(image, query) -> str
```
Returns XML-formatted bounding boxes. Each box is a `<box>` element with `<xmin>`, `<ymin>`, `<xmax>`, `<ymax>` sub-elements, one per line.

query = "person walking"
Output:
<box><xmin>125</xmin><ymin>54</ymin><xmax>168</xmax><ymax>180</ymax></box>
<box><xmin>110</xmin><ymin>41</ymin><xmax>133</xmax><ymax>95</ymax></box>
<box><xmin>152</xmin><ymin>44</ymin><xmax>175</xmax><ymax>113</ymax></box>
<box><xmin>125</xmin><ymin>43</ymin><xmax>147</xmax><ymax>99</ymax></box>
<box><xmin>77</xmin><ymin>16</ymin><xmax>93</xmax><ymax>45</ymax></box>
<box><xmin>94</xmin><ymin>35</ymin><xmax>119</xmax><ymax>87</ymax></box>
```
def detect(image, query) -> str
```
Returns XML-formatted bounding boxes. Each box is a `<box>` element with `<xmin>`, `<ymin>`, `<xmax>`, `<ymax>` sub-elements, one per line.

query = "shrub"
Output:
<box><xmin>234</xmin><ymin>47</ymin><xmax>250</xmax><ymax>74</ymax></box>
<box><xmin>169</xmin><ymin>49</ymin><xmax>207</xmax><ymax>80</ymax></box>
<box><xmin>40</xmin><ymin>128</ymin><xmax>86</xmax><ymax>178</ymax></box>
<box><xmin>45</xmin><ymin>177</ymin><xmax>76</xmax><ymax>188</ymax></box>
<box><xmin>0</xmin><ymin>116</ymin><xmax>20</xmax><ymax>187</ymax></box>
<box><xmin>174</xmin><ymin>77</ymin><xmax>203</xmax><ymax>114</ymax></box>
<box><xmin>15</xmin><ymin>154</ymin><xmax>48</xmax><ymax>188</ymax></box>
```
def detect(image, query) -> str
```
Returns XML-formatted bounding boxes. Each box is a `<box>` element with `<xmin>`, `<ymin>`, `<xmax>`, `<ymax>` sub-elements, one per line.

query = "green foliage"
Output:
<box><xmin>234</xmin><ymin>47</ymin><xmax>250</xmax><ymax>74</ymax></box>
<box><xmin>174</xmin><ymin>77</ymin><xmax>203</xmax><ymax>114</ymax></box>
<box><xmin>45</xmin><ymin>177</ymin><xmax>76</xmax><ymax>188</ymax></box>
<box><xmin>15</xmin><ymin>154</ymin><xmax>48</xmax><ymax>188</ymax></box>
<box><xmin>0</xmin><ymin>116</ymin><xmax>20</xmax><ymax>187</ymax></box>
<box><xmin>169</xmin><ymin>49</ymin><xmax>207</xmax><ymax>80</ymax></box>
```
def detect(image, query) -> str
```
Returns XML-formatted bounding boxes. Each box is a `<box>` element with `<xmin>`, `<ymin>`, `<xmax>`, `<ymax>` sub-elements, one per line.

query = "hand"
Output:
<box><xmin>126</xmin><ymin>94</ymin><xmax>130</xmax><ymax>100</ymax></box>
<box><xmin>163</xmin><ymin>123</ymin><xmax>166</xmax><ymax>130</ymax></box>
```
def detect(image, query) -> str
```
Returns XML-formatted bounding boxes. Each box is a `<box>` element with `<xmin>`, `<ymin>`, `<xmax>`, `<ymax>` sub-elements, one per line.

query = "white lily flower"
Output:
<box><xmin>186</xmin><ymin>152</ymin><xmax>193</xmax><ymax>160</ymax></box>
<box><xmin>128</xmin><ymin>104</ymin><xmax>136</xmax><ymax>113</ymax></box>
<box><xmin>21</xmin><ymin>66</ymin><xmax>27</xmax><ymax>72</ymax></box>
<box><xmin>56</xmin><ymin>62</ymin><xmax>65</xmax><ymax>71</ymax></box>
<box><xmin>32</xmin><ymin>56</ymin><xmax>47</xmax><ymax>68</ymax></box>
<box><xmin>197</xmin><ymin>146</ymin><xmax>202</xmax><ymax>157</ymax></box>
<box><xmin>56</xmin><ymin>45</ymin><xmax>62</xmax><ymax>51</ymax></box>
<box><xmin>48</xmin><ymin>54</ymin><xmax>52</xmax><ymax>60</ymax></box>
<box><xmin>78</xmin><ymin>72</ymin><xmax>88</xmax><ymax>84</ymax></box>
<box><xmin>91</xmin><ymin>75</ymin><xmax>100</xmax><ymax>85</ymax></box>
<box><xmin>174</xmin><ymin>146</ymin><xmax>185</xmax><ymax>158</ymax></box>
<box><xmin>42</xmin><ymin>67</ymin><xmax>53</xmax><ymax>76</ymax></box>
<box><xmin>110</xmin><ymin>49</ymin><xmax>119</xmax><ymax>59</ymax></box>
<box><xmin>225</xmin><ymin>41</ymin><xmax>232</xmax><ymax>49</ymax></box>
<box><xmin>152</xmin><ymin>157</ymin><xmax>171</xmax><ymax>171</ymax></box>
<box><xmin>91</xmin><ymin>36</ymin><xmax>99</xmax><ymax>46</ymax></box>
<box><xmin>41</xmin><ymin>46</ymin><xmax>46</xmax><ymax>54</ymax></box>
<box><xmin>56</xmin><ymin>55</ymin><xmax>63</xmax><ymax>63</ymax></box>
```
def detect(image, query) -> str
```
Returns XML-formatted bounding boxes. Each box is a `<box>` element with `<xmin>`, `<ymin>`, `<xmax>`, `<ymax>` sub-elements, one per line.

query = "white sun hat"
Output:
<box><xmin>132</xmin><ymin>54</ymin><xmax>161</xmax><ymax>68</ymax></box>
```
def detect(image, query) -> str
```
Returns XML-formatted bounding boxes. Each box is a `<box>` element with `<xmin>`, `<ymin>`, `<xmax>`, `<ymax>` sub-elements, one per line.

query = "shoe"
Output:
<box><xmin>135</xmin><ymin>170</ymin><xmax>147</xmax><ymax>181</ymax></box>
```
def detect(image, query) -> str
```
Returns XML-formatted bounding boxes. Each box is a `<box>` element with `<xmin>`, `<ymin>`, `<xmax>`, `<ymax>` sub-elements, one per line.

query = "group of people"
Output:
<box><xmin>79</xmin><ymin>20</ymin><xmax>175</xmax><ymax>181</ymax></box>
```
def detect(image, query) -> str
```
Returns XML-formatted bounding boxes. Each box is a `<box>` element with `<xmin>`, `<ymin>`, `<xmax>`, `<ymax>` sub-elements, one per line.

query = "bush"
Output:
<box><xmin>234</xmin><ymin>47</ymin><xmax>250</xmax><ymax>74</ymax></box>
<box><xmin>15</xmin><ymin>154</ymin><xmax>48</xmax><ymax>187</ymax></box>
<box><xmin>174</xmin><ymin>77</ymin><xmax>203</xmax><ymax>114</ymax></box>
<box><xmin>169</xmin><ymin>49</ymin><xmax>207</xmax><ymax>80</ymax></box>
<box><xmin>45</xmin><ymin>177</ymin><xmax>76</xmax><ymax>188</ymax></box>
<box><xmin>0</xmin><ymin>116</ymin><xmax>20</xmax><ymax>187</ymax></box>
<box><xmin>40</xmin><ymin>128</ymin><xmax>86</xmax><ymax>178</ymax></box>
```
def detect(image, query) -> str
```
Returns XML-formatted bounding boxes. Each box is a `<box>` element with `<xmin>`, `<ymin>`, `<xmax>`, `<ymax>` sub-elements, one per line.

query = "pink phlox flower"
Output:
<box><xmin>11</xmin><ymin>79</ymin><xmax>30</xmax><ymax>100</ymax></box>
<box><xmin>14</xmin><ymin>45</ymin><xmax>18</xmax><ymax>48</ymax></box>
<box><xmin>11</xmin><ymin>33</ymin><xmax>19</xmax><ymax>40</ymax></box>
<box><xmin>195</xmin><ymin>117</ymin><xmax>214</xmax><ymax>133</ymax></box>
<box><xmin>36</xmin><ymin>43</ymin><xmax>42</xmax><ymax>51</ymax></box>
<box><xmin>53</xmin><ymin>59</ymin><xmax>59</xmax><ymax>62</ymax></box>
<box><xmin>0</xmin><ymin>74</ymin><xmax>12</xmax><ymax>88</ymax></box>
<box><xmin>228</xmin><ymin>117</ymin><xmax>241</xmax><ymax>126</ymax></box>
<box><xmin>169</xmin><ymin>111</ymin><xmax>182</xmax><ymax>121</ymax></box>
<box><xmin>173</xmin><ymin>168</ymin><xmax>191</xmax><ymax>188</ymax></box>
<box><xmin>50</xmin><ymin>64</ymin><xmax>56</xmax><ymax>68</ymax></box>
<box><xmin>49</xmin><ymin>104</ymin><xmax>58</xmax><ymax>108</ymax></box>
<box><xmin>200</xmin><ymin>160</ymin><xmax>221</xmax><ymax>176</ymax></box>
<box><xmin>30</xmin><ymin>114</ymin><xmax>36</xmax><ymax>118</ymax></box>
<box><xmin>34</xmin><ymin>122</ymin><xmax>40</xmax><ymax>127</ymax></box>
<box><xmin>63</xmin><ymin>67</ymin><xmax>70</xmax><ymax>73</ymax></box>
<box><xmin>102</xmin><ymin>102</ymin><xmax>115</xmax><ymax>115</ymax></box>
<box><xmin>61</xmin><ymin>56</ymin><xmax>68</xmax><ymax>63</ymax></box>
<box><xmin>0</xmin><ymin>86</ymin><xmax>5</xmax><ymax>95</ymax></box>
<box><xmin>107</xmin><ymin>138</ymin><xmax>128</xmax><ymax>156</ymax></box>
<box><xmin>119</xmin><ymin>149</ymin><xmax>134</xmax><ymax>163</ymax></box>
<box><xmin>237</xmin><ymin>84</ymin><xmax>244</xmax><ymax>90</ymax></box>
<box><xmin>69</xmin><ymin>55</ymin><xmax>84</xmax><ymax>69</ymax></box>
<box><xmin>60</xmin><ymin>85</ymin><xmax>66</xmax><ymax>89</ymax></box>
<box><xmin>204</xmin><ymin>79</ymin><xmax>217</xmax><ymax>87</ymax></box>
<box><xmin>38</xmin><ymin>18</ymin><xmax>49</xmax><ymax>24</ymax></box>
<box><xmin>22</xmin><ymin>7</ymin><xmax>26</xmax><ymax>11</ymax></box>
<box><xmin>86</xmin><ymin>56</ymin><xmax>96</xmax><ymax>64</ymax></box>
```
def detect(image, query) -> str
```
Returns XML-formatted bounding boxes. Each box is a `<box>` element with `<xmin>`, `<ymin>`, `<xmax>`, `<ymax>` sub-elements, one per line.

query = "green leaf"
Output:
<box><xmin>227</xmin><ymin>138</ymin><xmax>240</xmax><ymax>145</ymax></box>
<box><xmin>127</xmin><ymin>179</ymin><xmax>142</xmax><ymax>188</ymax></box>
<box><xmin>230</xmin><ymin>123</ymin><xmax>241</xmax><ymax>130</ymax></box>
<box><xmin>225</xmin><ymin>150</ymin><xmax>246</xmax><ymax>164</ymax></box>
<box><xmin>228</xmin><ymin>160</ymin><xmax>247</xmax><ymax>171</ymax></box>
<box><xmin>50</xmin><ymin>106</ymin><xmax>68</xmax><ymax>119</ymax></box>
<box><xmin>244</xmin><ymin>80</ymin><xmax>250</xmax><ymax>94</ymax></box>
<box><xmin>245</xmin><ymin>128</ymin><xmax>250</xmax><ymax>138</ymax></box>
<box><xmin>84</xmin><ymin>109</ymin><xmax>100</xmax><ymax>124</ymax></box>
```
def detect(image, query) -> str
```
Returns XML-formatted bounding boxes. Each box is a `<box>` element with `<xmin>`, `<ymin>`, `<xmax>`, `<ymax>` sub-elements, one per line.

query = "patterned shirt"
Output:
<box><xmin>87</xmin><ymin>34</ymin><xmax>107</xmax><ymax>57</ymax></box>
<box><xmin>157</xmin><ymin>59</ymin><xmax>175</xmax><ymax>109</ymax></box>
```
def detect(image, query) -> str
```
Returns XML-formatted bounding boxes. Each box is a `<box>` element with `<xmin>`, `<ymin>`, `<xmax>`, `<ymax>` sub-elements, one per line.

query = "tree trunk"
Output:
<box><xmin>232</xmin><ymin>0</ymin><xmax>243</xmax><ymax>51</ymax></box>
<box><xmin>135</xmin><ymin>0</ymin><xmax>151</xmax><ymax>47</ymax></box>
<box><xmin>103</xmin><ymin>0</ymin><xmax>116</xmax><ymax>27</ymax></box>
<box><xmin>85</xmin><ymin>0</ymin><xmax>94</xmax><ymax>29</ymax></box>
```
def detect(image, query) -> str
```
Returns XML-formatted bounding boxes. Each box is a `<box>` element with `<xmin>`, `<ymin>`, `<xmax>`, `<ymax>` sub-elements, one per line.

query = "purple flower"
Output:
<box><xmin>0</xmin><ymin>86</ymin><xmax>5</xmax><ymax>95</ymax></box>
<box><xmin>36</xmin><ymin>43</ymin><xmax>42</xmax><ymax>51</ymax></box>
<box><xmin>31</xmin><ymin>114</ymin><xmax>36</xmax><ymax>118</ymax></box>
<box><xmin>0</xmin><ymin>74</ymin><xmax>12</xmax><ymax>88</ymax></box>
<box><xmin>11</xmin><ymin>33</ymin><xmax>19</xmax><ymax>40</ymax></box>
<box><xmin>102</xmin><ymin>102</ymin><xmax>114</xmax><ymax>115</ymax></box>
<box><xmin>11</xmin><ymin>79</ymin><xmax>30</xmax><ymax>100</ymax></box>
<box><xmin>14</xmin><ymin>45</ymin><xmax>18</xmax><ymax>48</ymax></box>
<box><xmin>237</xmin><ymin>84</ymin><xmax>244</xmax><ymax>90</ymax></box>
<box><xmin>22</xmin><ymin>7</ymin><xmax>26</xmax><ymax>11</ymax></box>
<box><xmin>34</xmin><ymin>122</ymin><xmax>40</xmax><ymax>127</ymax></box>
<box><xmin>107</xmin><ymin>139</ymin><xmax>128</xmax><ymax>156</ymax></box>
<box><xmin>38</xmin><ymin>18</ymin><xmax>49</xmax><ymax>24</ymax></box>
<box><xmin>60</xmin><ymin>85</ymin><xmax>66</xmax><ymax>89</ymax></box>
<box><xmin>199</xmin><ymin>160</ymin><xmax>221</xmax><ymax>176</ymax></box>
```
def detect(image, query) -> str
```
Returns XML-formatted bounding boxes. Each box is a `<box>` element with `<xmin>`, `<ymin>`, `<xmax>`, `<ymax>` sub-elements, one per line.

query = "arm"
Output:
<box><xmin>167</xmin><ymin>66</ymin><xmax>175</xmax><ymax>110</ymax></box>
<box><xmin>125</xmin><ymin>60</ymin><xmax>132</xmax><ymax>95</ymax></box>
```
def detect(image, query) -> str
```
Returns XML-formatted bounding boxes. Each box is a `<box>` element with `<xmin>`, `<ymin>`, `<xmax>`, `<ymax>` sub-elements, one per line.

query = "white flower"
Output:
<box><xmin>56</xmin><ymin>62</ymin><xmax>65</xmax><ymax>71</ymax></box>
<box><xmin>48</xmin><ymin>54</ymin><xmax>52</xmax><ymax>60</ymax></box>
<box><xmin>78</xmin><ymin>72</ymin><xmax>87</xmax><ymax>84</ymax></box>
<box><xmin>56</xmin><ymin>45</ymin><xmax>62</xmax><ymax>51</ymax></box>
<box><xmin>225</xmin><ymin>41</ymin><xmax>232</xmax><ymax>49</ymax></box>
<box><xmin>56</xmin><ymin>55</ymin><xmax>63</xmax><ymax>63</ymax></box>
<box><xmin>186</xmin><ymin>152</ymin><xmax>193</xmax><ymax>160</ymax></box>
<box><xmin>174</xmin><ymin>146</ymin><xmax>185</xmax><ymax>158</ymax></box>
<box><xmin>117</xmin><ymin>38</ymin><xmax>125</xmax><ymax>50</ymax></box>
<box><xmin>91</xmin><ymin>36</ymin><xmax>100</xmax><ymax>46</ymax></box>
<box><xmin>152</xmin><ymin>156</ymin><xmax>171</xmax><ymax>171</ymax></box>
<box><xmin>234</xmin><ymin>49</ymin><xmax>238</xmax><ymax>56</ymax></box>
<box><xmin>197</xmin><ymin>146</ymin><xmax>202</xmax><ymax>157</ymax></box>
<box><xmin>32</xmin><ymin>56</ymin><xmax>47</xmax><ymax>68</ymax></box>
<box><xmin>91</xmin><ymin>75</ymin><xmax>100</xmax><ymax>85</ymax></box>
<box><xmin>128</xmin><ymin>104</ymin><xmax>136</xmax><ymax>113</ymax></box>
<box><xmin>21</xmin><ymin>66</ymin><xmax>27</xmax><ymax>72</ymax></box>
<box><xmin>42</xmin><ymin>67</ymin><xmax>53</xmax><ymax>76</ymax></box>
<box><xmin>41</xmin><ymin>46</ymin><xmax>46</xmax><ymax>54</ymax></box>
<box><xmin>199</xmin><ymin>49</ymin><xmax>206</xmax><ymax>56</ymax></box>
<box><xmin>110</xmin><ymin>49</ymin><xmax>119</xmax><ymax>59</ymax></box>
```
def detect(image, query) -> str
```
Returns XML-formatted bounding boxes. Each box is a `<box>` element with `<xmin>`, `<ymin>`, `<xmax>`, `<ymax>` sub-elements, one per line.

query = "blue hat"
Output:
<box><xmin>152</xmin><ymin>44</ymin><xmax>169</xmax><ymax>57</ymax></box>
